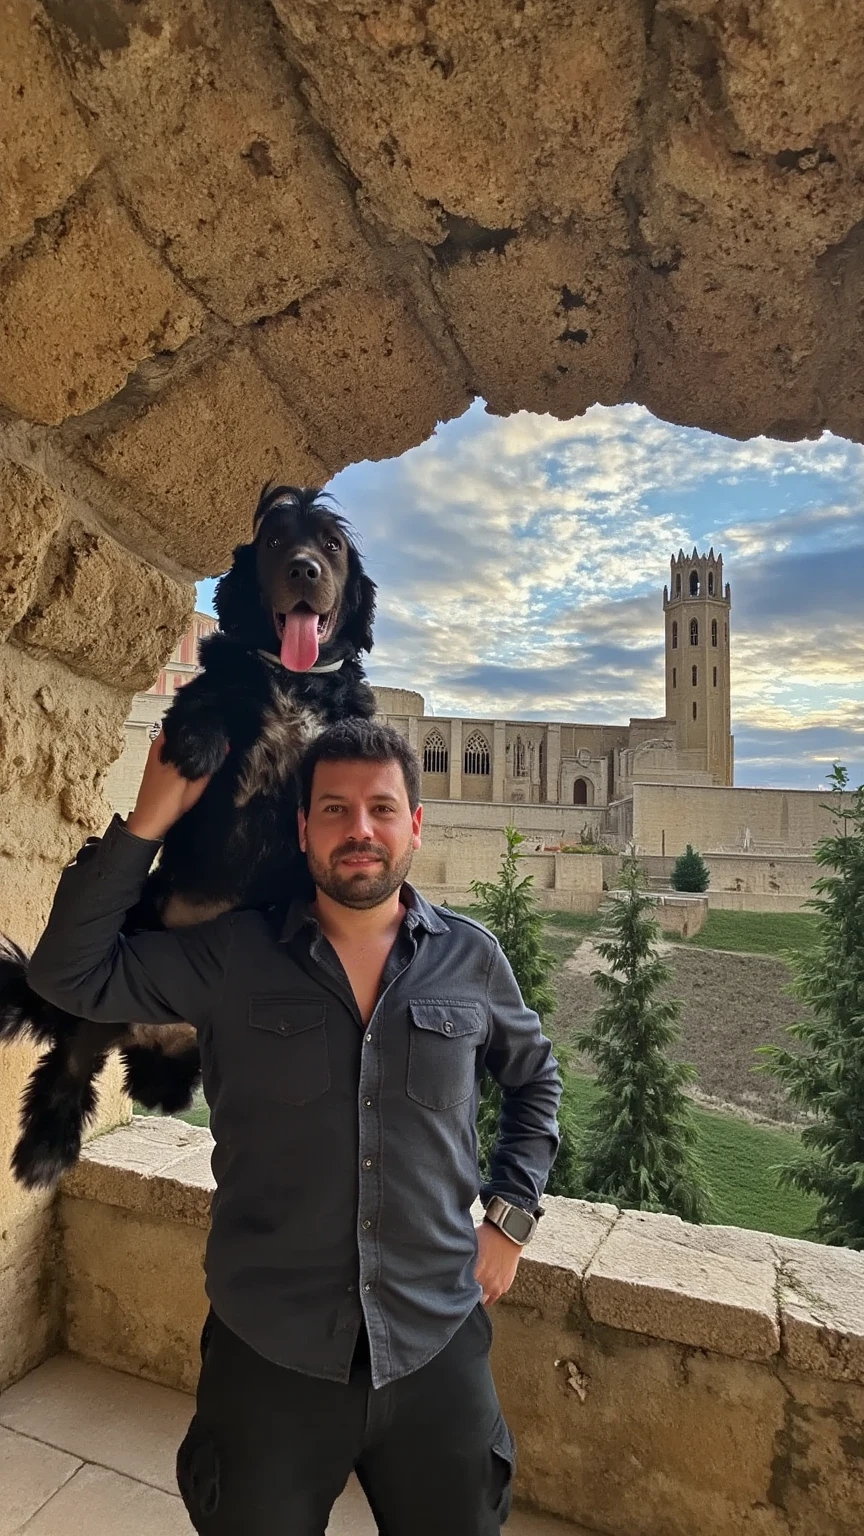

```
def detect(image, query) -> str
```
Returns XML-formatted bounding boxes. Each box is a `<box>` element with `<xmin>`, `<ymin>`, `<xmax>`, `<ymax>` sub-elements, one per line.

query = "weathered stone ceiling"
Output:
<box><xmin>2</xmin><ymin>0</ymin><xmax>863</xmax><ymax>587</ymax></box>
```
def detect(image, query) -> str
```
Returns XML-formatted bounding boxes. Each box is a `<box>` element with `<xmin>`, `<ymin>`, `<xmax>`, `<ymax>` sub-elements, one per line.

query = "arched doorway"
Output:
<box><xmin>573</xmin><ymin>778</ymin><xmax>589</xmax><ymax>806</ymax></box>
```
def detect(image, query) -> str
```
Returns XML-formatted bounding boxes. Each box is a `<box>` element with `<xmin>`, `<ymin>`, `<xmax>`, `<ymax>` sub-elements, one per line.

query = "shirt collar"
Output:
<box><xmin>279</xmin><ymin>882</ymin><xmax>449</xmax><ymax>943</ymax></box>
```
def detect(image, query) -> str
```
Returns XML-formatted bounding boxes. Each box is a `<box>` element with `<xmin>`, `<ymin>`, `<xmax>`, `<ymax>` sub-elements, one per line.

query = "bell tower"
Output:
<box><xmin>663</xmin><ymin>548</ymin><xmax>733</xmax><ymax>785</ymax></box>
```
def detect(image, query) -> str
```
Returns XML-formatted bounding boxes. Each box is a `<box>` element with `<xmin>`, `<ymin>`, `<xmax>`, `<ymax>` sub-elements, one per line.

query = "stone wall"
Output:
<box><xmin>632</xmin><ymin>782</ymin><xmax>852</xmax><ymax>857</ymax></box>
<box><xmin>59</xmin><ymin>1121</ymin><xmax>864</xmax><ymax>1536</ymax></box>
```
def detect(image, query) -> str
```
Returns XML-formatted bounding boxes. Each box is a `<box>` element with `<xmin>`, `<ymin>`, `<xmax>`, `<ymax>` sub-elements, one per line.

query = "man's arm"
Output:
<box><xmin>480</xmin><ymin>940</ymin><xmax>562</xmax><ymax>1213</ymax></box>
<box><xmin>29</xmin><ymin>733</ymin><xmax>227</xmax><ymax>1026</ymax></box>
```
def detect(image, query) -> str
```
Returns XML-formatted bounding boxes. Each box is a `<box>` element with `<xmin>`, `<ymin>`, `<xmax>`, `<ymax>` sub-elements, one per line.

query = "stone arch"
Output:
<box><xmin>573</xmin><ymin>777</ymin><xmax>590</xmax><ymax>806</ymax></box>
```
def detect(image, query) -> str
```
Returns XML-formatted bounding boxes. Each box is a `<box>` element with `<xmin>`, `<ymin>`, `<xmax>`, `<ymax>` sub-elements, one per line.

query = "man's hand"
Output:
<box><xmin>474</xmin><ymin>1219</ymin><xmax>523</xmax><ymax>1305</ymax></box>
<box><xmin>126</xmin><ymin>730</ymin><xmax>217</xmax><ymax>841</ymax></box>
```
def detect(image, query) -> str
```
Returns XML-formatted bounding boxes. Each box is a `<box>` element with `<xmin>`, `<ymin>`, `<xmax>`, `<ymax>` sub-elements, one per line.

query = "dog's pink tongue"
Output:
<box><xmin>280</xmin><ymin>611</ymin><xmax>320</xmax><ymax>671</ymax></box>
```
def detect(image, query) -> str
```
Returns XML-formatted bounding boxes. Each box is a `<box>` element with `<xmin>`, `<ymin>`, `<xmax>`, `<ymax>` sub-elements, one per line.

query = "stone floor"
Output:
<box><xmin>0</xmin><ymin>1355</ymin><xmax>590</xmax><ymax>1534</ymax></box>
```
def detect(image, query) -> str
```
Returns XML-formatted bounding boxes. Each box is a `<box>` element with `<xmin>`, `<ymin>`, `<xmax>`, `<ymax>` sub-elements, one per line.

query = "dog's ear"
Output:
<box><xmin>339</xmin><ymin>546</ymin><xmax>377</xmax><ymax>654</ymax></box>
<box><xmin>214</xmin><ymin>542</ymin><xmax>264</xmax><ymax>639</ymax></box>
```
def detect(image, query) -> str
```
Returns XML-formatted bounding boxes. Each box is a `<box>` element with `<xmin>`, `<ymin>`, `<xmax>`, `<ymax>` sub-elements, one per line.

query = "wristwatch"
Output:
<box><xmin>483</xmin><ymin>1195</ymin><xmax>543</xmax><ymax>1247</ymax></box>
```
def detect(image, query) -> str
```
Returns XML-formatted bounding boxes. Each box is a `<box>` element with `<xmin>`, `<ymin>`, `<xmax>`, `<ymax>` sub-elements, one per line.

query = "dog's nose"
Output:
<box><xmin>288</xmin><ymin>556</ymin><xmax>321</xmax><ymax>581</ymax></box>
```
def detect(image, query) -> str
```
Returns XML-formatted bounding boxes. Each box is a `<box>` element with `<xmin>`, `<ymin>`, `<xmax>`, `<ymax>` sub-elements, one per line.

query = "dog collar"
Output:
<box><xmin>257</xmin><ymin>649</ymin><xmax>345</xmax><ymax>674</ymax></box>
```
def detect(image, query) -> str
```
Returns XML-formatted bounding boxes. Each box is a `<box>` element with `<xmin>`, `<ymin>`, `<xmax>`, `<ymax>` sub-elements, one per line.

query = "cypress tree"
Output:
<box><xmin>470</xmin><ymin>826</ymin><xmax>580</xmax><ymax>1197</ymax></box>
<box><xmin>576</xmin><ymin>859</ymin><xmax>708</xmax><ymax>1221</ymax></box>
<box><xmin>761</xmin><ymin>767</ymin><xmax>864</xmax><ymax>1247</ymax></box>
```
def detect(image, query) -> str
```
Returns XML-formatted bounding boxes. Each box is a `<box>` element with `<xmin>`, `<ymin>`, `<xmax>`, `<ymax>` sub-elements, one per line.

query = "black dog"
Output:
<box><xmin>0</xmin><ymin>485</ymin><xmax>376</xmax><ymax>1188</ymax></box>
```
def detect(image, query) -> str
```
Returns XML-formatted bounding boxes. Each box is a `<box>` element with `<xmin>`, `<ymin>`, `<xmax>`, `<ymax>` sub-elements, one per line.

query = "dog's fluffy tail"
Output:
<box><xmin>0</xmin><ymin>933</ymin><xmax>67</xmax><ymax>1046</ymax></box>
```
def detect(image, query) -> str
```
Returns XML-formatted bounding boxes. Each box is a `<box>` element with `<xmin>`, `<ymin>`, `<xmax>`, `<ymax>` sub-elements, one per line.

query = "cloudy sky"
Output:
<box><xmin>198</xmin><ymin>401</ymin><xmax>864</xmax><ymax>790</ymax></box>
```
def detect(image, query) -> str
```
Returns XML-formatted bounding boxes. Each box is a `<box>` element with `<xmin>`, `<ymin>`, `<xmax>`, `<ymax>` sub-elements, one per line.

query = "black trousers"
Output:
<box><xmin>177</xmin><ymin>1306</ymin><xmax>515</xmax><ymax>1534</ymax></box>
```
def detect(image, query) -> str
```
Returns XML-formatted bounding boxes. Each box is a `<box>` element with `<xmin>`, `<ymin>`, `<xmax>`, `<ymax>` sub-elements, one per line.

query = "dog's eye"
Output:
<box><xmin>267</xmin><ymin>535</ymin><xmax>281</xmax><ymax>550</ymax></box>
<box><xmin>324</xmin><ymin>537</ymin><xmax>341</xmax><ymax>552</ymax></box>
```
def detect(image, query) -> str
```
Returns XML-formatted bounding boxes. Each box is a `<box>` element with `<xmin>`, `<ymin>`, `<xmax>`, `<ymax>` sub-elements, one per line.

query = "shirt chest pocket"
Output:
<box><xmin>407</xmin><ymin>1001</ymin><xmax>485</xmax><ymax>1111</ymax></box>
<box><xmin>247</xmin><ymin>999</ymin><xmax>330</xmax><ymax>1106</ymax></box>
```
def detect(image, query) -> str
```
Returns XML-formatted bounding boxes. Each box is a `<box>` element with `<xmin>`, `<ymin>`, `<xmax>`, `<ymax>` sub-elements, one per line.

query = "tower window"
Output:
<box><xmin>711</xmin><ymin>619</ymin><xmax>718</xmax><ymax>647</ymax></box>
<box><xmin>708</xmin><ymin>571</ymin><xmax>715</xmax><ymax>595</ymax></box>
<box><xmin>513</xmin><ymin>735</ymin><xmax>527</xmax><ymax>777</ymax></box>
<box><xmin>423</xmin><ymin>729</ymin><xmax>448</xmax><ymax>775</ymax></box>
<box><xmin>539</xmin><ymin>739</ymin><xmax>545</xmax><ymax>780</ymax></box>
<box><xmin>672</xmin><ymin>621</ymin><xmax>678</xmax><ymax>649</ymax></box>
<box><xmin>713</xmin><ymin>666</ymin><xmax>718</xmax><ymax>687</ymax></box>
<box><xmin>725</xmin><ymin>622</ymin><xmax>728</xmax><ymax>646</ymax></box>
<box><xmin>690</xmin><ymin>619</ymin><xmax>699</xmax><ymax>646</ymax></box>
<box><xmin>692</xmin><ymin>665</ymin><xmax>698</xmax><ymax>686</ymax></box>
<box><xmin>690</xmin><ymin>571</ymin><xmax>700</xmax><ymax>596</ymax></box>
<box><xmin>692</xmin><ymin>702</ymin><xmax>697</xmax><ymax>721</ymax></box>
<box><xmin>672</xmin><ymin>667</ymin><xmax>677</xmax><ymax>688</ymax></box>
<box><xmin>675</xmin><ymin>573</ymin><xmax>681</xmax><ymax>596</ymax></box>
<box><xmin>464</xmin><ymin>730</ymin><xmax>490</xmax><ymax>776</ymax></box>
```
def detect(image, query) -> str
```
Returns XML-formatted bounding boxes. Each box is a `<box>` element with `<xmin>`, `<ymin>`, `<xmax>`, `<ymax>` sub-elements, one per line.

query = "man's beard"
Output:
<box><xmin>306</xmin><ymin>837</ymin><xmax>415</xmax><ymax>910</ymax></box>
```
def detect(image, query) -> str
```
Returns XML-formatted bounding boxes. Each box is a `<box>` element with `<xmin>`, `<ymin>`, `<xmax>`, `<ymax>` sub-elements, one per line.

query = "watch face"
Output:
<box><xmin>503</xmin><ymin>1207</ymin><xmax>534</xmax><ymax>1243</ymax></box>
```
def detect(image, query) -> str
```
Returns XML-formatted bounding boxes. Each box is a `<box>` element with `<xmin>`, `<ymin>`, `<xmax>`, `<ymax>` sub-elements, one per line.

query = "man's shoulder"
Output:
<box><xmin>431</xmin><ymin>905</ymin><xmax>498</xmax><ymax>949</ymax></box>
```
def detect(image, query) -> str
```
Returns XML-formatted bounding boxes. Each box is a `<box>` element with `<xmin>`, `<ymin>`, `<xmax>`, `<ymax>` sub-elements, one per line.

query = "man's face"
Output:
<box><xmin>298</xmin><ymin>757</ymin><xmax>423</xmax><ymax>910</ymax></box>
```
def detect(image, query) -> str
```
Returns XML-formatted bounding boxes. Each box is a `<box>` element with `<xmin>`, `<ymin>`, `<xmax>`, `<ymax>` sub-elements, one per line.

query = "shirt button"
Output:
<box><xmin>364</xmin><ymin>1098</ymin><xmax>372</xmax><ymax>1108</ymax></box>
<box><xmin>362</xmin><ymin>1220</ymin><xmax>371</xmax><ymax>1230</ymax></box>
<box><xmin>363</xmin><ymin>1158</ymin><xmax>373</xmax><ymax>1169</ymax></box>
<box><xmin>443</xmin><ymin>1021</ymin><xmax>454</xmax><ymax>1034</ymax></box>
<box><xmin>365</xmin><ymin>1032</ymin><xmax>372</xmax><ymax>1043</ymax></box>
<box><xmin>364</xmin><ymin>1283</ymin><xmax>372</xmax><ymax>1293</ymax></box>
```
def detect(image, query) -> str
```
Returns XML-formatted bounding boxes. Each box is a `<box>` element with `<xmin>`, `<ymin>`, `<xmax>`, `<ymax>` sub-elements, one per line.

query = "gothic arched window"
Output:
<box><xmin>713</xmin><ymin>666</ymin><xmax>718</xmax><ymax>687</ymax></box>
<box><xmin>690</xmin><ymin>570</ymin><xmax>700</xmax><ymax>596</ymax></box>
<box><xmin>711</xmin><ymin>618</ymin><xmax>718</xmax><ymax>647</ymax></box>
<box><xmin>672</xmin><ymin>621</ymin><xmax>678</xmax><ymax>649</ymax></box>
<box><xmin>464</xmin><ymin>731</ymin><xmax>490</xmax><ymax>776</ymax></box>
<box><xmin>708</xmin><ymin>571</ymin><xmax>715</xmax><ymax>595</ymax></box>
<box><xmin>692</xmin><ymin>702</ymin><xmax>698</xmax><ymax>721</ymax></box>
<box><xmin>675</xmin><ymin>573</ymin><xmax>682</xmax><ymax>596</ymax></box>
<box><xmin>422</xmin><ymin>729</ymin><xmax>448</xmax><ymax>775</ymax></box>
<box><xmin>513</xmin><ymin>736</ymin><xmax>527</xmax><ymax>777</ymax></box>
<box><xmin>691</xmin><ymin>665</ymin><xmax>697</xmax><ymax>686</ymax></box>
<box><xmin>690</xmin><ymin>619</ymin><xmax>699</xmax><ymax>646</ymax></box>
<box><xmin>672</xmin><ymin>667</ymin><xmax>677</xmax><ymax>689</ymax></box>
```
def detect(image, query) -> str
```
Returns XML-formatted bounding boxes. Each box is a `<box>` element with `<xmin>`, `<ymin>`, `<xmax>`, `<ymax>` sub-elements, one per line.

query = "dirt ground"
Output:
<box><xmin>551</xmin><ymin>942</ymin><xmax>806</xmax><ymax>1126</ymax></box>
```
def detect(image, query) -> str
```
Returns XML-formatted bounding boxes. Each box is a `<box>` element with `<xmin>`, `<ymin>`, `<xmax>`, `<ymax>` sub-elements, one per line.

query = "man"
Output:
<box><xmin>30</xmin><ymin>720</ymin><xmax>562</xmax><ymax>1535</ymax></box>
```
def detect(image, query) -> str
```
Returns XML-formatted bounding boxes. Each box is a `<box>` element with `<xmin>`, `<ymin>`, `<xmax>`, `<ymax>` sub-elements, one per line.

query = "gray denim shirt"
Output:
<box><xmin>30</xmin><ymin>816</ymin><xmax>562</xmax><ymax>1388</ymax></box>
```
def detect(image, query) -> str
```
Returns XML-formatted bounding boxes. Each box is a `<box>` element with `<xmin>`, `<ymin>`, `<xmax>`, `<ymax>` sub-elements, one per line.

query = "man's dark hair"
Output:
<box><xmin>300</xmin><ymin>720</ymin><xmax>422</xmax><ymax>813</ymax></box>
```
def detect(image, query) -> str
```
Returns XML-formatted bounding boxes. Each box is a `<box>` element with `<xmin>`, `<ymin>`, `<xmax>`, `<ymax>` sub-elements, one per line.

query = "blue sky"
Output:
<box><xmin>197</xmin><ymin>401</ymin><xmax>864</xmax><ymax>790</ymax></box>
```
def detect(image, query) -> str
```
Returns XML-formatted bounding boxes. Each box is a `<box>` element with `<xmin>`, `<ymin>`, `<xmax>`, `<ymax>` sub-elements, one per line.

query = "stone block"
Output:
<box><xmin>274</xmin><ymin>0</ymin><xmax>644</xmax><ymax>239</ymax></box>
<box><xmin>0</xmin><ymin>1205</ymin><xmax>60</xmax><ymax>1389</ymax></box>
<box><xmin>0</xmin><ymin>0</ymin><xmax>96</xmax><ymax>255</ymax></box>
<box><xmin>0</xmin><ymin>175</ymin><xmax>204</xmax><ymax>424</ymax></box>
<box><xmin>46</xmin><ymin>0</ymin><xmax>367</xmax><ymax>324</ymax></box>
<box><xmin>492</xmin><ymin>1307</ymin><xmax>788</xmax><ymax>1536</ymax></box>
<box><xmin>0</xmin><ymin>460</ymin><xmax>66</xmax><ymax>636</ymax></box>
<box><xmin>773</xmin><ymin>1235</ymin><xmax>864</xmax><ymax>1385</ymax></box>
<box><xmin>508</xmin><ymin>1196</ymin><xmax>618</xmax><ymax>1317</ymax></box>
<box><xmin>254</xmin><ymin>281</ymin><xmax>470</xmax><ymax>470</ymax></box>
<box><xmin>60</xmin><ymin>1198</ymin><xmax>208</xmax><ymax>1393</ymax></box>
<box><xmin>0</xmin><ymin>647</ymin><xmax>128</xmax><ymax>935</ymax></box>
<box><xmin>14</xmin><ymin>520</ymin><xmax>194</xmax><ymax>690</ymax></box>
<box><xmin>62</xmin><ymin>1119</ymin><xmax>214</xmax><ymax>1231</ymax></box>
<box><xmin>434</xmin><ymin>225</ymin><xmax>636</xmax><ymax>418</ymax></box>
<box><xmin>82</xmin><ymin>345</ymin><xmax>327</xmax><ymax>572</ymax></box>
<box><xmin>584</xmin><ymin>1215</ymin><xmax>780</xmax><ymax>1360</ymax></box>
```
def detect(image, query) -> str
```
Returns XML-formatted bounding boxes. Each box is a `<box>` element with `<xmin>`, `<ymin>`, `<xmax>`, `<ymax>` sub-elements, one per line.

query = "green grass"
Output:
<box><xmin>674</xmin><ymin>908</ymin><xmax>820</xmax><ymax>957</ymax></box>
<box><xmin>561</xmin><ymin>1072</ymin><xmax>820</xmax><ymax>1240</ymax></box>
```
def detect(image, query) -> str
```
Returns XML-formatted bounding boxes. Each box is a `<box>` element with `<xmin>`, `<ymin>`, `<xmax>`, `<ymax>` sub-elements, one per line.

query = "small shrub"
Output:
<box><xmin>671</xmin><ymin>844</ymin><xmax>710</xmax><ymax>892</ymax></box>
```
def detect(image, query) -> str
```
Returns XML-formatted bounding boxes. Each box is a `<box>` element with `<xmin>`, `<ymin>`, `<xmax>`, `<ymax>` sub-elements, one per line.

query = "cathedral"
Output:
<box><xmin>374</xmin><ymin>549</ymin><xmax>733</xmax><ymax>811</ymax></box>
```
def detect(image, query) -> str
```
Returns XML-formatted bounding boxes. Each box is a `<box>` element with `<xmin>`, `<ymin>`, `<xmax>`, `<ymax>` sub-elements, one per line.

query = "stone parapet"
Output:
<box><xmin>59</xmin><ymin>1118</ymin><xmax>864</xmax><ymax>1534</ymax></box>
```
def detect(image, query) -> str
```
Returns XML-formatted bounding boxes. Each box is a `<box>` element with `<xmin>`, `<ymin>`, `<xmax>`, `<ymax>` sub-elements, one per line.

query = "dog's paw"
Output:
<box><xmin>161</xmin><ymin>721</ymin><xmax>228</xmax><ymax>781</ymax></box>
